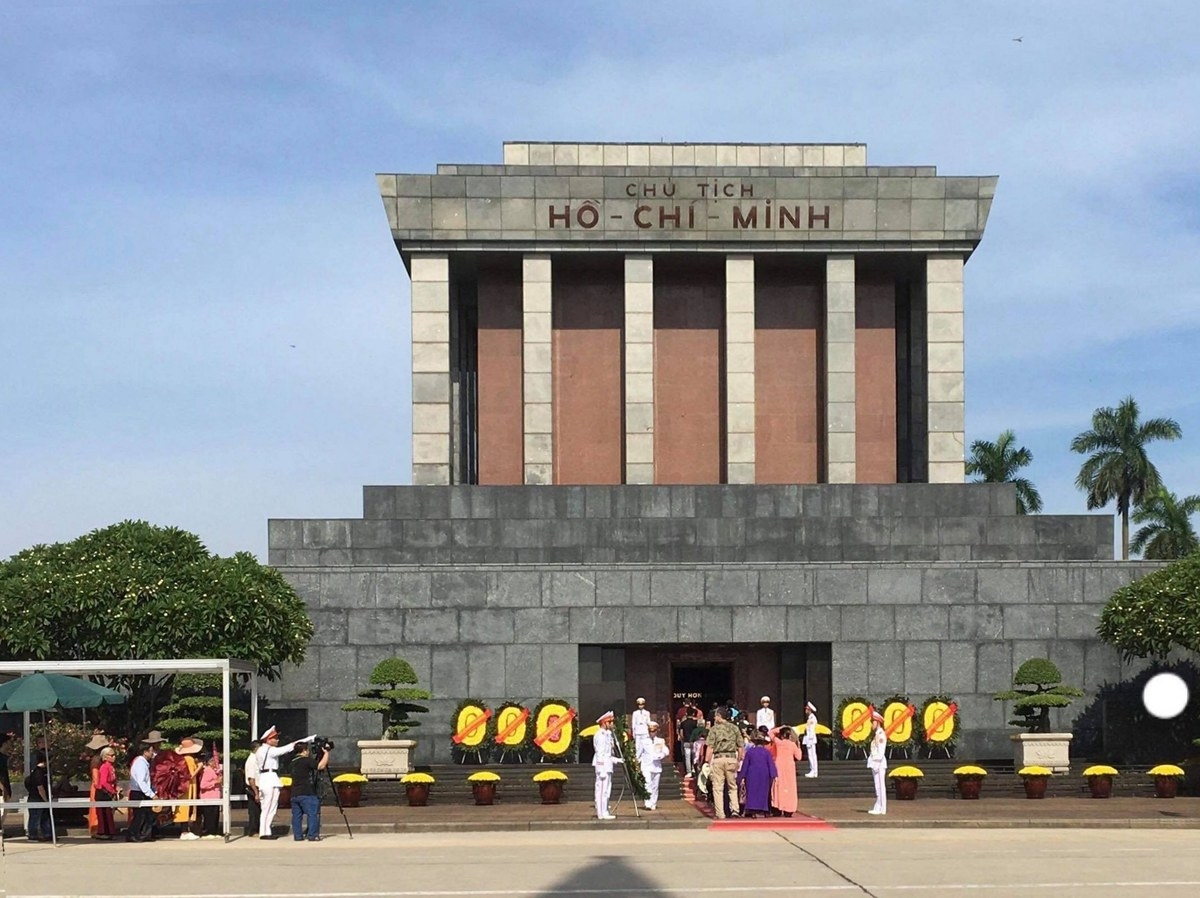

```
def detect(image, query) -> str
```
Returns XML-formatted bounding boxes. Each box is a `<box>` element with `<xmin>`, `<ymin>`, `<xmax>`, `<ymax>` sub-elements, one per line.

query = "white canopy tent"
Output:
<box><xmin>0</xmin><ymin>659</ymin><xmax>261</xmax><ymax>842</ymax></box>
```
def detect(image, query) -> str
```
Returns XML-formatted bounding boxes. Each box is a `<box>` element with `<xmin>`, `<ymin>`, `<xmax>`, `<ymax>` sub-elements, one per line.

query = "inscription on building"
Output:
<box><xmin>547</xmin><ymin>202</ymin><xmax>833</xmax><ymax>231</ymax></box>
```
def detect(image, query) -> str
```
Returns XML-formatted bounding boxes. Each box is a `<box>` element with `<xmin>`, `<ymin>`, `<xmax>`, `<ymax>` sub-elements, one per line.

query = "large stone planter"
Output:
<box><xmin>1011</xmin><ymin>733</ymin><xmax>1072</xmax><ymax>774</ymax></box>
<box><xmin>357</xmin><ymin>739</ymin><xmax>417</xmax><ymax>779</ymax></box>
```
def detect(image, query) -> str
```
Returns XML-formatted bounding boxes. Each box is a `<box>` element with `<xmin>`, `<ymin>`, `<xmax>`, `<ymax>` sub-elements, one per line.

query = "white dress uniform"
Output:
<box><xmin>630</xmin><ymin>706</ymin><xmax>652</xmax><ymax>759</ymax></box>
<box><xmin>756</xmin><ymin>705</ymin><xmax>776</xmax><ymax>731</ymax></box>
<box><xmin>803</xmin><ymin>709</ymin><xmax>819</xmax><ymax>777</ymax></box>
<box><xmin>256</xmin><ymin>731</ymin><xmax>311</xmax><ymax>837</ymax></box>
<box><xmin>640</xmin><ymin>735</ymin><xmax>670</xmax><ymax>810</ymax></box>
<box><xmin>867</xmin><ymin>725</ymin><xmax>888</xmax><ymax>815</ymax></box>
<box><xmin>592</xmin><ymin>726</ymin><xmax>618</xmax><ymax>819</ymax></box>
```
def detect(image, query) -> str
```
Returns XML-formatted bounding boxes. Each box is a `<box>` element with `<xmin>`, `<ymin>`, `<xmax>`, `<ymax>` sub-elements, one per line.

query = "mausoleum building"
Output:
<box><xmin>267</xmin><ymin>143</ymin><xmax>1150</xmax><ymax>761</ymax></box>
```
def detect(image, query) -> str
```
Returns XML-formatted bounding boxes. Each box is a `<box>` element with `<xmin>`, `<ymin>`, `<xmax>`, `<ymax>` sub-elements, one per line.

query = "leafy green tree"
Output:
<box><xmin>342</xmin><ymin>657</ymin><xmax>431</xmax><ymax>738</ymax></box>
<box><xmin>0</xmin><ymin>521</ymin><xmax>314</xmax><ymax>740</ymax></box>
<box><xmin>993</xmin><ymin>658</ymin><xmax>1084</xmax><ymax>733</ymax></box>
<box><xmin>1099</xmin><ymin>552</ymin><xmax>1200</xmax><ymax>659</ymax></box>
<box><xmin>966</xmin><ymin>429</ymin><xmax>1043</xmax><ymax>515</ymax></box>
<box><xmin>1130</xmin><ymin>488</ymin><xmax>1200</xmax><ymax>559</ymax></box>
<box><xmin>155</xmin><ymin>673</ymin><xmax>252</xmax><ymax>761</ymax></box>
<box><xmin>1070</xmin><ymin>396</ymin><xmax>1182</xmax><ymax>560</ymax></box>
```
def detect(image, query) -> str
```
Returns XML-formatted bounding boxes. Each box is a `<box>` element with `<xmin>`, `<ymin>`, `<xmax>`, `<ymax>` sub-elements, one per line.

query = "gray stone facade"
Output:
<box><xmin>266</xmin><ymin>484</ymin><xmax>1157</xmax><ymax>763</ymax></box>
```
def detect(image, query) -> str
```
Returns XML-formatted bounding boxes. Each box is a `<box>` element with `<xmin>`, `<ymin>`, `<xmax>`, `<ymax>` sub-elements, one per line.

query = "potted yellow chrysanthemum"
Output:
<box><xmin>1018</xmin><ymin>765</ymin><xmax>1052</xmax><ymax>799</ymax></box>
<box><xmin>401</xmin><ymin>772</ymin><xmax>435</xmax><ymax>806</ymax></box>
<box><xmin>888</xmin><ymin>766</ymin><xmax>924</xmax><ymax>800</ymax></box>
<box><xmin>468</xmin><ymin>771</ymin><xmax>501</xmax><ymax>805</ymax></box>
<box><xmin>953</xmin><ymin>765</ymin><xmax>988</xmax><ymax>800</ymax></box>
<box><xmin>533</xmin><ymin>770</ymin><xmax>568</xmax><ymax>804</ymax></box>
<box><xmin>332</xmin><ymin>772</ymin><xmax>367</xmax><ymax>807</ymax></box>
<box><xmin>1082</xmin><ymin>765</ymin><xmax>1118</xmax><ymax>799</ymax></box>
<box><xmin>1148</xmin><ymin>764</ymin><xmax>1184</xmax><ymax>799</ymax></box>
<box><xmin>278</xmin><ymin>775</ymin><xmax>293</xmax><ymax>809</ymax></box>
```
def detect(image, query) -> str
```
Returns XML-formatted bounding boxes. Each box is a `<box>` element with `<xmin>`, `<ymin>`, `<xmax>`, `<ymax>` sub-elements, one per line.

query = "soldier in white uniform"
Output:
<box><xmin>802</xmin><ymin>701</ymin><xmax>820</xmax><ymax>778</ymax></box>
<box><xmin>640</xmin><ymin>721</ymin><xmax>670</xmax><ymax>810</ymax></box>
<box><xmin>630</xmin><ymin>697</ymin><xmax>652</xmax><ymax>760</ymax></box>
<box><xmin>592</xmin><ymin>711</ymin><xmax>620</xmax><ymax>820</ymax></box>
<box><xmin>255</xmin><ymin>725</ymin><xmax>314</xmax><ymax>839</ymax></box>
<box><xmin>755</xmin><ymin>696</ymin><xmax>776</xmax><ymax>732</ymax></box>
<box><xmin>867</xmin><ymin>710</ymin><xmax>888</xmax><ymax>816</ymax></box>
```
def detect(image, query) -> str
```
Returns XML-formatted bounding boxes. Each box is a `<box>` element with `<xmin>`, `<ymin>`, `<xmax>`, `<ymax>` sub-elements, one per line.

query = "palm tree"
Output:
<box><xmin>965</xmin><ymin>430</ymin><xmax>1043</xmax><ymax>515</ymax></box>
<box><xmin>1070</xmin><ymin>396</ymin><xmax>1182</xmax><ymax>560</ymax></box>
<box><xmin>1130</xmin><ymin>488</ymin><xmax>1200</xmax><ymax>559</ymax></box>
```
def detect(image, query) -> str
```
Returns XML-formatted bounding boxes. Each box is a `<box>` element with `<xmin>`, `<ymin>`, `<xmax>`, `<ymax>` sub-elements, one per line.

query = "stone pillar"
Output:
<box><xmin>926</xmin><ymin>254</ymin><xmax>966</xmax><ymax>483</ymax></box>
<box><xmin>824</xmin><ymin>255</ymin><xmax>856</xmax><ymax>483</ymax></box>
<box><xmin>624</xmin><ymin>255</ymin><xmax>654</xmax><ymax>484</ymax></box>
<box><xmin>410</xmin><ymin>253</ymin><xmax>451</xmax><ymax>485</ymax></box>
<box><xmin>523</xmin><ymin>254</ymin><xmax>553</xmax><ymax>485</ymax></box>
<box><xmin>725</xmin><ymin>255</ymin><xmax>755</xmax><ymax>483</ymax></box>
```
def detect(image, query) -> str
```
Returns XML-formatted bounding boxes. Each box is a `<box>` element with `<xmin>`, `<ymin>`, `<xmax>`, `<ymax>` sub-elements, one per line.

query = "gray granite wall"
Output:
<box><xmin>265</xmin><ymin>559</ymin><xmax>1158</xmax><ymax>763</ymax></box>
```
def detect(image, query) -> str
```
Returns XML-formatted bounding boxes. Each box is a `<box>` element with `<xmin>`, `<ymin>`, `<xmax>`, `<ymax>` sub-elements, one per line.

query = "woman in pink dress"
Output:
<box><xmin>769</xmin><ymin>726</ymin><xmax>804</xmax><ymax>817</ymax></box>
<box><xmin>94</xmin><ymin>747</ymin><xmax>120</xmax><ymax>839</ymax></box>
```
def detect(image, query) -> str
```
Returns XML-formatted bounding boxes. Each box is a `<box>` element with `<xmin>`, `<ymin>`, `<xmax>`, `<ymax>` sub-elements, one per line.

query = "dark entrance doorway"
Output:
<box><xmin>671</xmin><ymin>662</ymin><xmax>733</xmax><ymax>718</ymax></box>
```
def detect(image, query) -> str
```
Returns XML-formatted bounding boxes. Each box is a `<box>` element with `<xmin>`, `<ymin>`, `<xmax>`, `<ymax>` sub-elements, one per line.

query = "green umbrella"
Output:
<box><xmin>0</xmin><ymin>673</ymin><xmax>125</xmax><ymax>712</ymax></box>
<box><xmin>0</xmin><ymin>673</ymin><xmax>126</xmax><ymax>847</ymax></box>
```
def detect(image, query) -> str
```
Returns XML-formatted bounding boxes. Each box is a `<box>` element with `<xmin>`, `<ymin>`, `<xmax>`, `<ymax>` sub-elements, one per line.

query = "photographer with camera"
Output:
<box><xmin>289</xmin><ymin>737</ymin><xmax>331</xmax><ymax>842</ymax></box>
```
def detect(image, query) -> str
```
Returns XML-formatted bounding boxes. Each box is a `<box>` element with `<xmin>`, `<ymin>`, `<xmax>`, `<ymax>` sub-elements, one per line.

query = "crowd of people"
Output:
<box><xmin>592</xmin><ymin>695</ymin><xmax>824</xmax><ymax>820</ymax></box>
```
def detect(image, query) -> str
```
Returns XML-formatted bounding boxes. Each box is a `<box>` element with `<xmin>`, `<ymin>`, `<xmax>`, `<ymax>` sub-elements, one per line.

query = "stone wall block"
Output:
<box><xmin>868</xmin><ymin>642</ymin><xmax>904</xmax><ymax>694</ymax></box>
<box><xmin>1056</xmin><ymin>604</ymin><xmax>1102</xmax><ymax>640</ymax></box>
<box><xmin>430</xmin><ymin>571</ymin><xmax>489</xmax><ymax>607</ymax></box>
<box><xmin>894</xmin><ymin>605</ymin><xmax>950</xmax><ymax>641</ymax></box>
<box><xmin>375</xmin><ymin>572</ymin><xmax>432</xmax><ymax>608</ymax></box>
<box><xmin>467</xmin><ymin>645</ymin><xmax>507</xmax><ymax>697</ymax></box>
<box><xmin>698</xmin><ymin>607</ymin><xmax>734</xmax><ymax>642</ymax></box>
<box><xmin>976</xmin><ymin>568</ymin><xmax>1029</xmax><ymax>605</ymax></box>
<box><xmin>786</xmin><ymin>606</ymin><xmax>840</xmax><ymax>642</ymax></box>
<box><xmin>542</xmin><ymin>645</ymin><xmax>580</xmax><ymax>697</ymax></box>
<box><xmin>346</xmin><ymin>610</ymin><xmax>406</xmax><ymax>646</ymax></box>
<box><xmin>866</xmin><ymin>568</ymin><xmax>922</xmax><ymax>604</ymax></box>
<box><xmin>704</xmin><ymin>570</ymin><xmax>759</xmax><ymax>606</ymax></box>
<box><xmin>939</xmin><ymin>643</ymin><xmax>977</xmax><ymax>693</ymax></box>
<box><xmin>404</xmin><ymin>610</ymin><xmax>460</xmax><ymax>644</ymax></box>
<box><xmin>319</xmin><ymin>572</ymin><xmax>375</xmax><ymax>609</ymax></box>
<box><xmin>546</xmin><ymin>571</ymin><xmax>598</xmax><ymax>606</ymax></box>
<box><xmin>832</xmin><ymin>642</ymin><xmax>869</xmax><ymax>694</ymax></box>
<box><xmin>922</xmin><ymin>568</ymin><xmax>977</xmax><ymax>604</ymax></box>
<box><xmin>903</xmin><ymin>642</ymin><xmax>942</xmax><ymax>693</ymax></box>
<box><xmin>623</xmin><ymin>608</ymin><xmax>680</xmax><ymax>643</ymax></box>
<box><xmin>513</xmin><ymin>608</ymin><xmax>570</xmax><ymax>644</ymax></box>
<box><xmin>430</xmin><ymin>646</ymin><xmax>469</xmax><ymax>700</ymax></box>
<box><xmin>650</xmin><ymin>570</ymin><xmax>703</xmax><ymax>606</ymax></box>
<box><xmin>732</xmin><ymin>607</ymin><xmax>786</xmax><ymax>641</ymax></box>
<box><xmin>569</xmin><ymin>607</ymin><xmax>625</xmax><ymax>643</ymax></box>
<box><xmin>459</xmin><ymin>609</ymin><xmax>516</xmax><ymax>644</ymax></box>
<box><xmin>318</xmin><ymin>646</ymin><xmax>358</xmax><ymax>700</ymax></box>
<box><xmin>816</xmin><ymin>568</ymin><xmax>869</xmax><ymax>604</ymax></box>
<box><xmin>758</xmin><ymin>570</ymin><xmax>815</xmax><ymax>605</ymax></box>
<box><xmin>1002</xmin><ymin>604</ymin><xmax>1057</xmax><ymax>639</ymax></box>
<box><xmin>505</xmin><ymin>645</ymin><xmax>544</xmax><ymax>698</ymax></box>
<box><xmin>948</xmin><ymin>605</ymin><xmax>1003</xmax><ymax>641</ymax></box>
<box><xmin>975</xmin><ymin>642</ymin><xmax>1013</xmax><ymax>693</ymax></box>
<box><xmin>841</xmin><ymin>605</ymin><xmax>895</xmax><ymax>642</ymax></box>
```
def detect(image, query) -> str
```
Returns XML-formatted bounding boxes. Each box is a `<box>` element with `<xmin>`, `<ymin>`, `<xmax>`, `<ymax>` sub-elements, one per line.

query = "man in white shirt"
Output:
<box><xmin>125</xmin><ymin>730</ymin><xmax>163</xmax><ymax>842</ymax></box>
<box><xmin>756</xmin><ymin>696</ymin><xmax>776</xmax><ymax>732</ymax></box>
<box><xmin>255</xmin><ymin>726</ymin><xmax>314</xmax><ymax>839</ymax></box>
<box><xmin>243</xmin><ymin>739</ymin><xmax>261</xmax><ymax>836</ymax></box>
<box><xmin>630</xmin><ymin>697</ymin><xmax>652</xmax><ymax>760</ymax></box>
<box><xmin>640</xmin><ymin>721</ymin><xmax>670</xmax><ymax>811</ymax></box>
<box><xmin>867</xmin><ymin>710</ymin><xmax>888</xmax><ymax>815</ymax></box>
<box><xmin>592</xmin><ymin>711</ymin><xmax>619</xmax><ymax>820</ymax></box>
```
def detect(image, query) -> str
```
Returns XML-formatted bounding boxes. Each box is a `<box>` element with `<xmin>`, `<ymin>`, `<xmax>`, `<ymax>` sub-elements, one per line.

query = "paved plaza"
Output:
<box><xmin>5</xmin><ymin>828</ymin><xmax>1200</xmax><ymax>897</ymax></box>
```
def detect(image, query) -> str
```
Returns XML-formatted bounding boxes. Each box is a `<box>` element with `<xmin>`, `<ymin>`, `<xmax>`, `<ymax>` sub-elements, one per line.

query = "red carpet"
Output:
<box><xmin>708</xmin><ymin>815</ymin><xmax>834</xmax><ymax>831</ymax></box>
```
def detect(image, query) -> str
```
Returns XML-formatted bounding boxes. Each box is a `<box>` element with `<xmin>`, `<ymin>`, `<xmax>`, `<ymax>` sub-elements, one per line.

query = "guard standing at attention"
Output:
<box><xmin>592</xmin><ymin>711</ymin><xmax>620</xmax><ymax>820</ymax></box>
<box><xmin>867</xmin><ymin>709</ymin><xmax>888</xmax><ymax>816</ymax></box>
<box><xmin>631</xmin><ymin>697</ymin><xmax>652</xmax><ymax>760</ymax></box>
<box><xmin>640</xmin><ymin>721</ymin><xmax>670</xmax><ymax>810</ymax></box>
<box><xmin>803</xmin><ymin>701</ymin><xmax>820</xmax><ymax>778</ymax></box>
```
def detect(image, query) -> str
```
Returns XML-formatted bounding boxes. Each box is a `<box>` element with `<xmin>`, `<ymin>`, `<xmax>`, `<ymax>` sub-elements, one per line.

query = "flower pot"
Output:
<box><xmin>405</xmin><ymin>783</ymin><xmax>430</xmax><ymax>807</ymax></box>
<box><xmin>278</xmin><ymin>785</ymin><xmax>292</xmax><ymax>809</ymax></box>
<box><xmin>538</xmin><ymin>781</ymin><xmax>564</xmax><ymax>805</ymax></box>
<box><xmin>336</xmin><ymin>782</ymin><xmax>362</xmax><ymax>808</ymax></box>
<box><xmin>472</xmin><ymin>782</ymin><xmax>497</xmax><ymax>806</ymax></box>
<box><xmin>1022</xmin><ymin>775</ymin><xmax>1049</xmax><ymax>799</ymax></box>
<box><xmin>1154</xmin><ymin>776</ymin><xmax>1178</xmax><ymax>799</ymax></box>
<box><xmin>1087</xmin><ymin>775</ymin><xmax>1113</xmax><ymax>799</ymax></box>
<box><xmin>893</xmin><ymin>778</ymin><xmax>919</xmax><ymax>801</ymax></box>
<box><xmin>956</xmin><ymin>778</ymin><xmax>982</xmax><ymax>800</ymax></box>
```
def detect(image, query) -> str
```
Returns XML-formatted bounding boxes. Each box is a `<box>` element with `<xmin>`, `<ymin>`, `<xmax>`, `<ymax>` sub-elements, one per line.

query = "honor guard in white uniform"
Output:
<box><xmin>756</xmin><ymin>696</ymin><xmax>776</xmax><ymax>732</ymax></box>
<box><xmin>255</xmin><ymin>725</ymin><xmax>314</xmax><ymax>838</ymax></box>
<box><xmin>640</xmin><ymin>721</ymin><xmax>670</xmax><ymax>810</ymax></box>
<box><xmin>802</xmin><ymin>701</ymin><xmax>820</xmax><ymax>778</ymax></box>
<box><xmin>592</xmin><ymin>711</ymin><xmax>619</xmax><ymax>820</ymax></box>
<box><xmin>630</xmin><ymin>697</ymin><xmax>652</xmax><ymax>760</ymax></box>
<box><xmin>867</xmin><ymin>710</ymin><xmax>888</xmax><ymax>816</ymax></box>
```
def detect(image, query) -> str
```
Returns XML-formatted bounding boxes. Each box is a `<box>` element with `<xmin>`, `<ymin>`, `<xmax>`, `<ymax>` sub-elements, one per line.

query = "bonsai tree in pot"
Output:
<box><xmin>342</xmin><ymin>657</ymin><xmax>431</xmax><ymax>779</ymax></box>
<box><xmin>994</xmin><ymin>658</ymin><xmax>1083</xmax><ymax>772</ymax></box>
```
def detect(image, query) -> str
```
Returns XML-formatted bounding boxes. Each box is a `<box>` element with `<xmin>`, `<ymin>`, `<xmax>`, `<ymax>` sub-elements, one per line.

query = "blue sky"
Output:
<box><xmin>2</xmin><ymin>1</ymin><xmax>1198</xmax><ymax>560</ymax></box>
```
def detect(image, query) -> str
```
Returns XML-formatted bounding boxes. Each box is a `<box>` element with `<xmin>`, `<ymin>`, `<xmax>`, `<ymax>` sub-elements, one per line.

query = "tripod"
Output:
<box><xmin>611</xmin><ymin>734</ymin><xmax>641</xmax><ymax>819</ymax></box>
<box><xmin>320</xmin><ymin>765</ymin><xmax>354</xmax><ymax>840</ymax></box>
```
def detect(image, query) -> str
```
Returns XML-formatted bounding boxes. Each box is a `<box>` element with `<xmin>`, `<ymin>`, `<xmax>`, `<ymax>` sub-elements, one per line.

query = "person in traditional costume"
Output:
<box><xmin>640</xmin><ymin>721</ymin><xmax>670</xmax><ymax>810</ymax></box>
<box><xmin>736</xmin><ymin>732</ymin><xmax>778</xmax><ymax>818</ymax></box>
<box><xmin>591</xmin><ymin>711</ymin><xmax>619</xmax><ymax>820</ymax></box>
<box><xmin>630</xmin><ymin>697</ymin><xmax>652</xmax><ymax>760</ymax></box>
<box><xmin>802</xmin><ymin>701</ymin><xmax>820</xmax><ymax>778</ymax></box>
<box><xmin>254</xmin><ymin>725</ymin><xmax>314</xmax><ymax>839</ymax></box>
<box><xmin>86</xmin><ymin>733</ymin><xmax>110</xmax><ymax>838</ymax></box>
<box><xmin>173</xmin><ymin>737</ymin><xmax>204</xmax><ymax>839</ymax></box>
<box><xmin>198</xmin><ymin>747</ymin><xmax>223</xmax><ymax>837</ymax></box>
<box><xmin>768</xmin><ymin>726</ymin><xmax>803</xmax><ymax>817</ymax></box>
<box><xmin>93</xmin><ymin>746</ymin><xmax>120</xmax><ymax>839</ymax></box>
<box><xmin>867</xmin><ymin>709</ymin><xmax>888</xmax><ymax>815</ymax></box>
